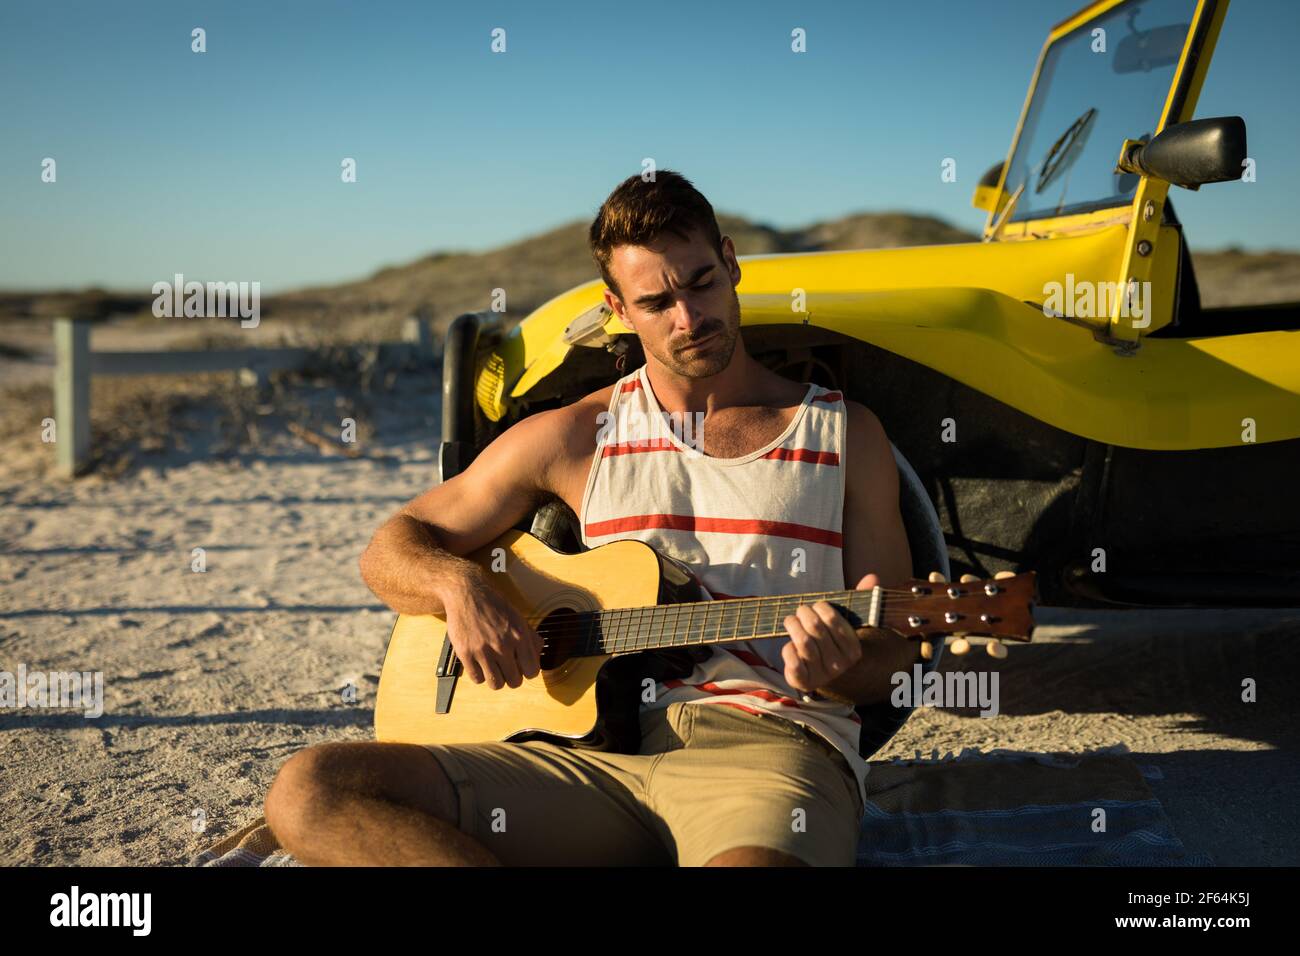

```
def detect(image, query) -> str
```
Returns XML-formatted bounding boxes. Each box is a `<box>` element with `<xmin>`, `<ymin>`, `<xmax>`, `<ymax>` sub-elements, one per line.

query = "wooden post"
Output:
<box><xmin>402</xmin><ymin>312</ymin><xmax>434</xmax><ymax>360</ymax></box>
<box><xmin>53</xmin><ymin>317</ymin><xmax>91</xmax><ymax>477</ymax></box>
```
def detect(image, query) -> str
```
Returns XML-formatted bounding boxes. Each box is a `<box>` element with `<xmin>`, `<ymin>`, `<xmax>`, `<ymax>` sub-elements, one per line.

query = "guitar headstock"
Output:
<box><xmin>878</xmin><ymin>571</ymin><xmax>1037</xmax><ymax>644</ymax></box>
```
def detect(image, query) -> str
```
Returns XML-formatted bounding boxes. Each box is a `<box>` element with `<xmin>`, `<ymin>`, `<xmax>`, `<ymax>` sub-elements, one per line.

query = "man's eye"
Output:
<box><xmin>646</xmin><ymin>280</ymin><xmax>709</xmax><ymax>313</ymax></box>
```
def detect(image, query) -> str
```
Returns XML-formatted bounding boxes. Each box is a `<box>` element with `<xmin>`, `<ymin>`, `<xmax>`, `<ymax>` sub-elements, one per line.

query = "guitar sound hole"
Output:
<box><xmin>536</xmin><ymin>607</ymin><xmax>590</xmax><ymax>669</ymax></box>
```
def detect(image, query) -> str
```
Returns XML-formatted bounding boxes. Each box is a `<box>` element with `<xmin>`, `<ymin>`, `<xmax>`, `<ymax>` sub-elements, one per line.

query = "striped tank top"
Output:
<box><xmin>579</xmin><ymin>363</ymin><xmax>869</xmax><ymax>806</ymax></box>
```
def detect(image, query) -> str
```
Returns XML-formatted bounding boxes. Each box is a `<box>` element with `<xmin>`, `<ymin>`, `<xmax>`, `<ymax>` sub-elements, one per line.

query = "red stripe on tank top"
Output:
<box><xmin>759</xmin><ymin>447</ymin><xmax>840</xmax><ymax>465</ymax></box>
<box><xmin>711</xmin><ymin>701</ymin><xmax>766</xmax><ymax>717</ymax></box>
<box><xmin>725</xmin><ymin>647</ymin><xmax>781</xmax><ymax>671</ymax></box>
<box><xmin>600</xmin><ymin>438</ymin><xmax>679</xmax><ymax>457</ymax></box>
<box><xmin>661</xmin><ymin>679</ymin><xmax>807</xmax><ymax>709</ymax></box>
<box><xmin>601</xmin><ymin>441</ymin><xmax>837</xmax><ymax>463</ymax></box>
<box><xmin>583</xmin><ymin>514</ymin><xmax>842</xmax><ymax>548</ymax></box>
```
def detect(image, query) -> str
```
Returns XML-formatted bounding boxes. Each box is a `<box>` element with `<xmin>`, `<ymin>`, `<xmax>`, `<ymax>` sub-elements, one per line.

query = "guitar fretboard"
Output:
<box><xmin>543</xmin><ymin>588</ymin><xmax>883</xmax><ymax>658</ymax></box>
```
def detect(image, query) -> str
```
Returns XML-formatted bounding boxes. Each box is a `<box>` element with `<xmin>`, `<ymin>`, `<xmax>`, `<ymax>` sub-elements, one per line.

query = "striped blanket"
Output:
<box><xmin>190</xmin><ymin>743</ymin><xmax>1208</xmax><ymax>867</ymax></box>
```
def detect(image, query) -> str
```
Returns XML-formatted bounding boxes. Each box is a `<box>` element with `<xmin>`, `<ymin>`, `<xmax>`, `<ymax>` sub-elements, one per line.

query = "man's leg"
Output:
<box><xmin>704</xmin><ymin>846</ymin><xmax>809</xmax><ymax>867</ymax></box>
<box><xmin>265</xmin><ymin>734</ymin><xmax>676</xmax><ymax>866</ymax></box>
<box><xmin>648</xmin><ymin>704</ymin><xmax>864</xmax><ymax>867</ymax></box>
<box><xmin>265</xmin><ymin>740</ymin><xmax>498</xmax><ymax>866</ymax></box>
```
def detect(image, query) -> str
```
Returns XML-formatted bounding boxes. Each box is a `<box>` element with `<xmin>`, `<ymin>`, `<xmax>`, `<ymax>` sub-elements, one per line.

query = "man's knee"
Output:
<box><xmin>264</xmin><ymin>741</ymin><xmax>455</xmax><ymax>844</ymax></box>
<box><xmin>703</xmin><ymin>846</ymin><xmax>810</xmax><ymax>867</ymax></box>
<box><xmin>265</xmin><ymin>743</ymin><xmax>345</xmax><ymax>844</ymax></box>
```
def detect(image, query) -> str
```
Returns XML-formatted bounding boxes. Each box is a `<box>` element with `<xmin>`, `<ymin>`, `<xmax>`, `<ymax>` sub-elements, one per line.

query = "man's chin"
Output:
<box><xmin>667</xmin><ymin>353</ymin><xmax>731</xmax><ymax>378</ymax></box>
<box><xmin>666</xmin><ymin>338</ymin><xmax>736</xmax><ymax>377</ymax></box>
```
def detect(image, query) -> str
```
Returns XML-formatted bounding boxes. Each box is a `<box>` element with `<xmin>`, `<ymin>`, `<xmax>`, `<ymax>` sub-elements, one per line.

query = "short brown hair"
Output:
<box><xmin>588</xmin><ymin>170</ymin><xmax>725</xmax><ymax>300</ymax></box>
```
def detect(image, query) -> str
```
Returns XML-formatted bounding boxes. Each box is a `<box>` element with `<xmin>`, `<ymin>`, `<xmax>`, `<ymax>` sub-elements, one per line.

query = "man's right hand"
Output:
<box><xmin>440</xmin><ymin>570</ymin><xmax>543</xmax><ymax>690</ymax></box>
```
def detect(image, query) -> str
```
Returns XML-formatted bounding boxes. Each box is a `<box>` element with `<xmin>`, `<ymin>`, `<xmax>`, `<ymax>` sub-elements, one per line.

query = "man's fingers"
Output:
<box><xmin>790</xmin><ymin>610</ymin><xmax>831</xmax><ymax>672</ymax></box>
<box><xmin>473</xmin><ymin>653</ymin><xmax>505</xmax><ymax>689</ymax></box>
<box><xmin>508</xmin><ymin>611</ymin><xmax>543</xmax><ymax>678</ymax></box>
<box><xmin>781</xmin><ymin>640</ymin><xmax>812</xmax><ymax>691</ymax></box>
<box><xmin>489</xmin><ymin>640</ymin><xmax>523</xmax><ymax>688</ymax></box>
<box><xmin>519</xmin><ymin>637</ymin><xmax>541</xmax><ymax>679</ymax></box>
<box><xmin>804</xmin><ymin>609</ymin><xmax>845</xmax><ymax>674</ymax></box>
<box><xmin>809</xmin><ymin>601</ymin><xmax>861</xmax><ymax>666</ymax></box>
<box><xmin>459</xmin><ymin>653</ymin><xmax>485</xmax><ymax>685</ymax></box>
<box><xmin>784</xmin><ymin>612</ymin><xmax>828</xmax><ymax>685</ymax></box>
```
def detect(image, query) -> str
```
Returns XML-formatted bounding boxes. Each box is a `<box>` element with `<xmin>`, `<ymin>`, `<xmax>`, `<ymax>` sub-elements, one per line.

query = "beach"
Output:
<box><xmin>2</xmin><ymin>358</ymin><xmax>1297</xmax><ymax>865</ymax></box>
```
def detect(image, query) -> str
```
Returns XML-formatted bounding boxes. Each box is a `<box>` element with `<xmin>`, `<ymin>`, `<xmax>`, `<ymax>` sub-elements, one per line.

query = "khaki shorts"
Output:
<box><xmin>423</xmin><ymin>700</ymin><xmax>864</xmax><ymax>867</ymax></box>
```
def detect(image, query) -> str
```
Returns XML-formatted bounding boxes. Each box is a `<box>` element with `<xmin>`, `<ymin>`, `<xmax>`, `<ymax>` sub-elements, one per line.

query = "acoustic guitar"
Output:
<box><xmin>374</xmin><ymin>529</ymin><xmax>1036</xmax><ymax>753</ymax></box>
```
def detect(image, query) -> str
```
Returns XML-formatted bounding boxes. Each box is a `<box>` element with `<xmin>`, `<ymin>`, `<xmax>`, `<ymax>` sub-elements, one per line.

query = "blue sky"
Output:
<box><xmin>2</xmin><ymin>0</ymin><xmax>1296</xmax><ymax>293</ymax></box>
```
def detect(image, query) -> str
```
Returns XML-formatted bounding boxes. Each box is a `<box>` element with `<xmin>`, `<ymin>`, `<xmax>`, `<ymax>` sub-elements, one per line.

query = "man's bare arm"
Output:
<box><xmin>357</xmin><ymin>397</ymin><xmax>603</xmax><ymax>690</ymax></box>
<box><xmin>826</xmin><ymin>401</ymin><xmax>922</xmax><ymax>704</ymax></box>
<box><xmin>783</xmin><ymin>400</ymin><xmax>922</xmax><ymax>706</ymax></box>
<box><xmin>357</xmin><ymin>410</ymin><xmax>561</xmax><ymax>617</ymax></box>
<box><xmin>840</xmin><ymin>400</ymin><xmax>912</xmax><ymax>589</ymax></box>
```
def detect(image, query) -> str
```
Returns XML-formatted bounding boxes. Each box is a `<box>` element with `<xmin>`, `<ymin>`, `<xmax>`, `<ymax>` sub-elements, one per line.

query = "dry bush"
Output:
<box><xmin>0</xmin><ymin>343</ymin><xmax>401</xmax><ymax>481</ymax></box>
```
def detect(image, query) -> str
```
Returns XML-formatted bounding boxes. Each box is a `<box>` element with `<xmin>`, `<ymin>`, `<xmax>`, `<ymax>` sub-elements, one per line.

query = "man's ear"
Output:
<box><xmin>604</xmin><ymin>287</ymin><xmax>632</xmax><ymax>331</ymax></box>
<box><xmin>720</xmin><ymin>235</ymin><xmax>741</xmax><ymax>286</ymax></box>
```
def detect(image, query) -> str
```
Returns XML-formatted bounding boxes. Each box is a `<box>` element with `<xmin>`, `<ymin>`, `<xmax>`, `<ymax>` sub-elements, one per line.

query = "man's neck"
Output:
<box><xmin>643</xmin><ymin>349</ymin><xmax>799</xmax><ymax>417</ymax></box>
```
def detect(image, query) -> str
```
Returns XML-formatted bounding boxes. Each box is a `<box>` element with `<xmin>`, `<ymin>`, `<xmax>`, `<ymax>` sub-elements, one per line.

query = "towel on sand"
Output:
<box><xmin>190</xmin><ymin>744</ymin><xmax>1209</xmax><ymax>867</ymax></box>
<box><xmin>855</xmin><ymin>744</ymin><xmax>1211</xmax><ymax>866</ymax></box>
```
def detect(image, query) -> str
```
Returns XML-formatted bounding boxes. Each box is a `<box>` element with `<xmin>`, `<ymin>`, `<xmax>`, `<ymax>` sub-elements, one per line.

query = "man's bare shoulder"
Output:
<box><xmin>561</xmin><ymin>382</ymin><xmax>616</xmax><ymax>452</ymax></box>
<box><xmin>842</xmin><ymin>399</ymin><xmax>896</xmax><ymax>475</ymax></box>
<box><xmin>843</xmin><ymin>398</ymin><xmax>887</xmax><ymax>445</ymax></box>
<box><xmin>530</xmin><ymin>381</ymin><xmax>616</xmax><ymax>459</ymax></box>
<box><xmin>494</xmin><ymin>382</ymin><xmax>612</xmax><ymax>452</ymax></box>
<box><xmin>479</xmin><ymin>382</ymin><xmax>614</xmax><ymax>510</ymax></box>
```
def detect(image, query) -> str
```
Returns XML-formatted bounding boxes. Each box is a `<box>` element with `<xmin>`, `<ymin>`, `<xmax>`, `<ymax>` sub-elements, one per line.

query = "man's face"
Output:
<box><xmin>604</xmin><ymin>228</ymin><xmax>742</xmax><ymax>379</ymax></box>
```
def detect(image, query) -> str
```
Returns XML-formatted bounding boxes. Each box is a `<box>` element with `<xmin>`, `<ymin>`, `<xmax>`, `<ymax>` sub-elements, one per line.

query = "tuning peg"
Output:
<box><xmin>959</xmin><ymin>574</ymin><xmax>979</xmax><ymax>583</ymax></box>
<box><xmin>928</xmin><ymin>571</ymin><xmax>947</xmax><ymax>583</ymax></box>
<box><xmin>950</xmin><ymin>635</ymin><xmax>971</xmax><ymax>655</ymax></box>
<box><xmin>994</xmin><ymin>570</ymin><xmax>1016</xmax><ymax>580</ymax></box>
<box><xmin>919</xmin><ymin>640</ymin><xmax>934</xmax><ymax>661</ymax></box>
<box><xmin>985</xmin><ymin>638</ymin><xmax>1008</xmax><ymax>660</ymax></box>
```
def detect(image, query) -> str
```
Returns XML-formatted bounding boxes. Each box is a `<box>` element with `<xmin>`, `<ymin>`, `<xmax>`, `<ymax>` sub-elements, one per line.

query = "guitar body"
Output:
<box><xmin>375</xmin><ymin>529</ymin><xmax>1036</xmax><ymax>756</ymax></box>
<box><xmin>374</xmin><ymin>530</ymin><xmax>706</xmax><ymax>753</ymax></box>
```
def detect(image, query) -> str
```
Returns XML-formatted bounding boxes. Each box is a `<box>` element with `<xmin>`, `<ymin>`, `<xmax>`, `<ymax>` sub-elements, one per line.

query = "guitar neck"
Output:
<box><xmin>593</xmin><ymin>588</ymin><xmax>880</xmax><ymax>655</ymax></box>
<box><xmin>543</xmin><ymin>573</ymin><xmax>1036</xmax><ymax>658</ymax></box>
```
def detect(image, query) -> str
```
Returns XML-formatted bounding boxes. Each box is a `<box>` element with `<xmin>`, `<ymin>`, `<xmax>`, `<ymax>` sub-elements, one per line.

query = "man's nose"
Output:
<box><xmin>671</xmin><ymin>296</ymin><xmax>707</xmax><ymax>332</ymax></box>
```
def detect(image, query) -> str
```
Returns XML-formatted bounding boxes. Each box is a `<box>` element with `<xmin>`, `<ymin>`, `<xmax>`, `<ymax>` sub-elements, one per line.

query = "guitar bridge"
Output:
<box><xmin>435</xmin><ymin>638</ymin><xmax>459</xmax><ymax>714</ymax></box>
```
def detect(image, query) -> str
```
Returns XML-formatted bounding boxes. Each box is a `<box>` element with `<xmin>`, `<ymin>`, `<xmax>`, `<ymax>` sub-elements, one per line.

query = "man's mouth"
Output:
<box><xmin>679</xmin><ymin>332</ymin><xmax>718</xmax><ymax>353</ymax></box>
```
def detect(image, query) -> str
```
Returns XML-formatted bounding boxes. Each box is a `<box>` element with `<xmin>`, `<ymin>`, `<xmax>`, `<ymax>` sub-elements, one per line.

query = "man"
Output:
<box><xmin>264</xmin><ymin>170</ymin><xmax>925</xmax><ymax>867</ymax></box>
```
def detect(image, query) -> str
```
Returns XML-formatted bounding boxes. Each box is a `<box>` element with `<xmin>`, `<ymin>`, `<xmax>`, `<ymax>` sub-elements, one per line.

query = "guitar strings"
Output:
<box><xmin>514</xmin><ymin>588</ymin><xmax>1006</xmax><ymax>628</ymax></box>
<box><xmin>518</xmin><ymin>596</ymin><xmax>1007</xmax><ymax>632</ymax></box>
<box><xmin>505</xmin><ymin>593</ymin><xmax>1015</xmax><ymax>653</ymax></box>
<box><xmin>513</xmin><ymin>583</ymin><xmax>998</xmax><ymax>628</ymax></box>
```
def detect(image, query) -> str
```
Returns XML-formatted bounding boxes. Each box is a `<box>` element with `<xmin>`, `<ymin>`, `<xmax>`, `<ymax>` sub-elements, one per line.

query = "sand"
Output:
<box><xmin>2</xmin><ymin>361</ymin><xmax>1297</xmax><ymax>866</ymax></box>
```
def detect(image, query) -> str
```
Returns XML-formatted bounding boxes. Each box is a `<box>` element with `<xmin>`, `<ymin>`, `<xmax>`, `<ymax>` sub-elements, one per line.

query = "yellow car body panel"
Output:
<box><xmin>492</xmin><ymin>274</ymin><xmax>1298</xmax><ymax>451</ymax></box>
<box><xmin>504</xmin><ymin>225</ymin><xmax>1133</xmax><ymax>407</ymax></box>
<box><xmin>479</xmin><ymin>0</ymin><xmax>1299</xmax><ymax>451</ymax></box>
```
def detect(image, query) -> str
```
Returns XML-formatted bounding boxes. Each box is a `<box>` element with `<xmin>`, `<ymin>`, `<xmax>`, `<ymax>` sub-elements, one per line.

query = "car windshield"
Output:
<box><xmin>1003</xmin><ymin>0</ymin><xmax>1199</xmax><ymax>222</ymax></box>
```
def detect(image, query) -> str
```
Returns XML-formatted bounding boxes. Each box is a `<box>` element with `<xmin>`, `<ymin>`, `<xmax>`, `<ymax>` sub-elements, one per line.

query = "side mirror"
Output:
<box><xmin>971</xmin><ymin>161</ymin><xmax>1007</xmax><ymax>213</ymax></box>
<box><xmin>1115</xmin><ymin>116</ymin><xmax>1247</xmax><ymax>190</ymax></box>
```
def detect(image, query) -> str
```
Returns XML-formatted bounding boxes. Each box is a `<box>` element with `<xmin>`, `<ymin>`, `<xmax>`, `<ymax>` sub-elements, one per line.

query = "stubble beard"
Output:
<box><xmin>646</xmin><ymin>286</ymin><xmax>742</xmax><ymax>379</ymax></box>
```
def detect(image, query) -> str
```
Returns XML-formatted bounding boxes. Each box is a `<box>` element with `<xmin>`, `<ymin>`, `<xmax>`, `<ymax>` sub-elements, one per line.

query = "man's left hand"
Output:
<box><xmin>781</xmin><ymin>572</ymin><xmax>880</xmax><ymax>694</ymax></box>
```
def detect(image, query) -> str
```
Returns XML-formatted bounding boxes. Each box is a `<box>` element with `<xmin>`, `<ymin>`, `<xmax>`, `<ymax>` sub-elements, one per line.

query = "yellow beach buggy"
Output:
<box><xmin>437</xmin><ymin>0</ymin><xmax>1298</xmax><ymax>608</ymax></box>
